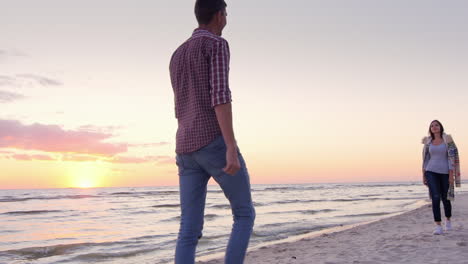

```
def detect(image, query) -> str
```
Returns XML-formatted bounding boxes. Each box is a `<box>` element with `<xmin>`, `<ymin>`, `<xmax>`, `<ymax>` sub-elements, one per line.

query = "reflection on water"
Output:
<box><xmin>1</xmin><ymin>182</ymin><xmax>467</xmax><ymax>263</ymax></box>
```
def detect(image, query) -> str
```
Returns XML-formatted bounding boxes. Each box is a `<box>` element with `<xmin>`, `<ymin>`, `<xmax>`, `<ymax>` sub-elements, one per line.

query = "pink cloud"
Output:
<box><xmin>0</xmin><ymin>119</ymin><xmax>127</xmax><ymax>156</ymax></box>
<box><xmin>11</xmin><ymin>154</ymin><xmax>55</xmax><ymax>161</ymax></box>
<box><xmin>32</xmin><ymin>154</ymin><xmax>55</xmax><ymax>160</ymax></box>
<box><xmin>11</xmin><ymin>154</ymin><xmax>31</xmax><ymax>161</ymax></box>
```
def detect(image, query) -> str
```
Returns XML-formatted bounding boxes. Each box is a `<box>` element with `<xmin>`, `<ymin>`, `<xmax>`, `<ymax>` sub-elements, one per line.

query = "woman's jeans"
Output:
<box><xmin>175</xmin><ymin>136</ymin><xmax>255</xmax><ymax>264</ymax></box>
<box><xmin>425</xmin><ymin>171</ymin><xmax>452</xmax><ymax>222</ymax></box>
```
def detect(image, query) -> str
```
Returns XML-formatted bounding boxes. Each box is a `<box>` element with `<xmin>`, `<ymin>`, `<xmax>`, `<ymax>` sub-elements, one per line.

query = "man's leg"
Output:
<box><xmin>216</xmin><ymin>152</ymin><xmax>255</xmax><ymax>264</ymax></box>
<box><xmin>175</xmin><ymin>154</ymin><xmax>211</xmax><ymax>264</ymax></box>
<box><xmin>194</xmin><ymin>137</ymin><xmax>255</xmax><ymax>264</ymax></box>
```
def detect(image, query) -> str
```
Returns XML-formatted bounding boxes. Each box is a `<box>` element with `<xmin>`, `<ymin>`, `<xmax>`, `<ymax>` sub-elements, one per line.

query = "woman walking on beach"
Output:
<box><xmin>422</xmin><ymin>120</ymin><xmax>461</xmax><ymax>235</ymax></box>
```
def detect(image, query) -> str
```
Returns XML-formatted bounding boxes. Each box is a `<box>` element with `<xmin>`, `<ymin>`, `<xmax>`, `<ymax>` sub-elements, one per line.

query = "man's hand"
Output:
<box><xmin>223</xmin><ymin>147</ymin><xmax>240</xmax><ymax>176</ymax></box>
<box><xmin>214</xmin><ymin>103</ymin><xmax>240</xmax><ymax>176</ymax></box>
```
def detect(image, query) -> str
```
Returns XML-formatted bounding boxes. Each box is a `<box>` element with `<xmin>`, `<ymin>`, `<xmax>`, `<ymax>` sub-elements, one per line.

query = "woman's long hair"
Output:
<box><xmin>428</xmin><ymin>120</ymin><xmax>444</xmax><ymax>140</ymax></box>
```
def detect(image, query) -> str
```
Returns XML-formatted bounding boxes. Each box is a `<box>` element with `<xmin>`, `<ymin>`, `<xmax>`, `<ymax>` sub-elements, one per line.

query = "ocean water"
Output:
<box><xmin>1</xmin><ymin>182</ymin><xmax>467</xmax><ymax>264</ymax></box>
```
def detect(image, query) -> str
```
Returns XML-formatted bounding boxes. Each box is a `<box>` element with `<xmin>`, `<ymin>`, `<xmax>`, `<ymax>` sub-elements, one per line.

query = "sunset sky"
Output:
<box><xmin>1</xmin><ymin>0</ymin><xmax>467</xmax><ymax>189</ymax></box>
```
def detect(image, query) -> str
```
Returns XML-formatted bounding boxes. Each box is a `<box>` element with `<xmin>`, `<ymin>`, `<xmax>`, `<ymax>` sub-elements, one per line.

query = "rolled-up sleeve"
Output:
<box><xmin>210</xmin><ymin>39</ymin><xmax>232</xmax><ymax>107</ymax></box>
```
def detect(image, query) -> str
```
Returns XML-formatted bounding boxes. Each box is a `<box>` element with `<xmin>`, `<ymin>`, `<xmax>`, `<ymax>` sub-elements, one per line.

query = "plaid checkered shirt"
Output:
<box><xmin>170</xmin><ymin>29</ymin><xmax>232</xmax><ymax>154</ymax></box>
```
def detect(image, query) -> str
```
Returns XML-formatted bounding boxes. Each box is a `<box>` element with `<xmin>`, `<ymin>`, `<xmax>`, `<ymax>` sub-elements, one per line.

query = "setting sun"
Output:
<box><xmin>67</xmin><ymin>162</ymin><xmax>109</xmax><ymax>188</ymax></box>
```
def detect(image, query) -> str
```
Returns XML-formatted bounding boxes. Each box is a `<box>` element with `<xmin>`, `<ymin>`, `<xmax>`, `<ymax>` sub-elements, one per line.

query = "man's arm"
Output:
<box><xmin>215</xmin><ymin>103</ymin><xmax>240</xmax><ymax>176</ymax></box>
<box><xmin>210</xmin><ymin>39</ymin><xmax>238</xmax><ymax>175</ymax></box>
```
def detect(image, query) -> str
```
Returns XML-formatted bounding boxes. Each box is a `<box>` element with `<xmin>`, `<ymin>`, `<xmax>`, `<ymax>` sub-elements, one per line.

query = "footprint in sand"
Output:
<box><xmin>457</xmin><ymin>242</ymin><xmax>467</xmax><ymax>246</ymax></box>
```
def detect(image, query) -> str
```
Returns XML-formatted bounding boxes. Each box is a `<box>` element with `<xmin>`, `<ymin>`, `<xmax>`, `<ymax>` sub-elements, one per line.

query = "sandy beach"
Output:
<box><xmin>200</xmin><ymin>193</ymin><xmax>468</xmax><ymax>264</ymax></box>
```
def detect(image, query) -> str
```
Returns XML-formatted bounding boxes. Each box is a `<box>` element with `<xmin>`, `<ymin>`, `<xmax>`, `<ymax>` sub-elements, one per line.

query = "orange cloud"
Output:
<box><xmin>108</xmin><ymin>155</ymin><xmax>173</xmax><ymax>164</ymax></box>
<box><xmin>109</xmin><ymin>156</ymin><xmax>149</xmax><ymax>164</ymax></box>
<box><xmin>61</xmin><ymin>154</ymin><xmax>100</xmax><ymax>162</ymax></box>
<box><xmin>156</xmin><ymin>156</ymin><xmax>175</xmax><ymax>164</ymax></box>
<box><xmin>128</xmin><ymin>142</ymin><xmax>170</xmax><ymax>148</ymax></box>
<box><xmin>56</xmin><ymin>154</ymin><xmax>173</xmax><ymax>164</ymax></box>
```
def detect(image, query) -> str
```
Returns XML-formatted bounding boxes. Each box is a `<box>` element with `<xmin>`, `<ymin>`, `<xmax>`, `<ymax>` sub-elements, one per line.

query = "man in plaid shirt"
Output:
<box><xmin>169</xmin><ymin>0</ymin><xmax>255</xmax><ymax>263</ymax></box>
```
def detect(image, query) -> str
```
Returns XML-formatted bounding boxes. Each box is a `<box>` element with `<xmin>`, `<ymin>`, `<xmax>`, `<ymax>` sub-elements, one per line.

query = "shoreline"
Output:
<box><xmin>198</xmin><ymin>193</ymin><xmax>468</xmax><ymax>264</ymax></box>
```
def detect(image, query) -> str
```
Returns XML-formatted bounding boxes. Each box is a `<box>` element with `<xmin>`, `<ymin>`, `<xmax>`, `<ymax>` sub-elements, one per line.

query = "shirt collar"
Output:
<box><xmin>192</xmin><ymin>28</ymin><xmax>217</xmax><ymax>37</ymax></box>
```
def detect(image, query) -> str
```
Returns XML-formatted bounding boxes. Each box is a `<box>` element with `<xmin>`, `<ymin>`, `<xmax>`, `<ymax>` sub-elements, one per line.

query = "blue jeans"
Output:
<box><xmin>174</xmin><ymin>136</ymin><xmax>255</xmax><ymax>264</ymax></box>
<box><xmin>425</xmin><ymin>171</ymin><xmax>452</xmax><ymax>222</ymax></box>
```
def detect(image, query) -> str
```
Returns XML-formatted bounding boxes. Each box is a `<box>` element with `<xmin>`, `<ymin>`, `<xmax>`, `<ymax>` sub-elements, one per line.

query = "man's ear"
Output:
<box><xmin>212</xmin><ymin>11</ymin><xmax>219</xmax><ymax>23</ymax></box>
<box><xmin>215</xmin><ymin>10</ymin><xmax>223</xmax><ymax>22</ymax></box>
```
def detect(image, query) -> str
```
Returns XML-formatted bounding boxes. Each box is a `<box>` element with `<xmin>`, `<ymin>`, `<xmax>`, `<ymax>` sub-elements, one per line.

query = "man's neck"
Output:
<box><xmin>198</xmin><ymin>24</ymin><xmax>221</xmax><ymax>36</ymax></box>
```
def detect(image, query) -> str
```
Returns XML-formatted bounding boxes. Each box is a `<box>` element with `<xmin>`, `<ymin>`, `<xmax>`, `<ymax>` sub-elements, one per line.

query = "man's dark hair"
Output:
<box><xmin>195</xmin><ymin>0</ymin><xmax>227</xmax><ymax>25</ymax></box>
